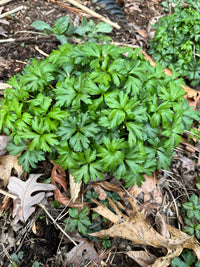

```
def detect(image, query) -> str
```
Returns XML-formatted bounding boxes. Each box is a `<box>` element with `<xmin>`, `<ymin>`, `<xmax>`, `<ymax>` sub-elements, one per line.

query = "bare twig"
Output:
<box><xmin>0</xmin><ymin>34</ymin><xmax>56</xmax><ymax>43</ymax></box>
<box><xmin>0</xmin><ymin>6</ymin><xmax>26</xmax><ymax>19</ymax></box>
<box><xmin>0</xmin><ymin>0</ymin><xmax>14</xmax><ymax>6</ymax></box>
<box><xmin>63</xmin><ymin>0</ymin><xmax>120</xmax><ymax>29</ymax></box>
<box><xmin>35</xmin><ymin>45</ymin><xmax>49</xmax><ymax>57</ymax></box>
<box><xmin>38</xmin><ymin>202</ymin><xmax>78</xmax><ymax>246</ymax></box>
<box><xmin>0</xmin><ymin>188</ymin><xmax>18</xmax><ymax>199</ymax></box>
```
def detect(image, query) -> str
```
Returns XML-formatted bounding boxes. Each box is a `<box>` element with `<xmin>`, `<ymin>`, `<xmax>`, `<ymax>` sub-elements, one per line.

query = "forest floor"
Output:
<box><xmin>0</xmin><ymin>0</ymin><xmax>200</xmax><ymax>266</ymax></box>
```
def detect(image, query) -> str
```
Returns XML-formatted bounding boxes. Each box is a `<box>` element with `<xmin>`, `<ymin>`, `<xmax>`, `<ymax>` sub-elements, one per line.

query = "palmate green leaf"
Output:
<box><xmin>124</xmin><ymin>75</ymin><xmax>143</xmax><ymax>96</ymax></box>
<box><xmin>6</xmin><ymin>141</ymin><xmax>27</xmax><ymax>155</ymax></box>
<box><xmin>126</xmin><ymin>122</ymin><xmax>144</xmax><ymax>147</ymax></box>
<box><xmin>18</xmin><ymin>150</ymin><xmax>46</xmax><ymax>172</ymax></box>
<box><xmin>99</xmin><ymin>109</ymin><xmax>125</xmax><ymax>129</ymax></box>
<box><xmin>98</xmin><ymin>137</ymin><xmax>127</xmax><ymax>171</ymax></box>
<box><xmin>90</xmin><ymin>71</ymin><xmax>111</xmax><ymax>86</ymax></box>
<box><xmin>55</xmin><ymin>141</ymin><xmax>77</xmax><ymax>169</ymax></box>
<box><xmin>96</xmin><ymin>22</ymin><xmax>112</xmax><ymax>33</ymax></box>
<box><xmin>157</xmin><ymin>148</ymin><xmax>173</xmax><ymax>170</ymax></box>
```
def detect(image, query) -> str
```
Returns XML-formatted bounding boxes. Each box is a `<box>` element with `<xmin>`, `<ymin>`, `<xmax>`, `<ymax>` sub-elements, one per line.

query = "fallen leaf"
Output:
<box><xmin>90</xmin><ymin>197</ymin><xmax>200</xmax><ymax>266</ymax></box>
<box><xmin>92</xmin><ymin>184</ymin><xmax>107</xmax><ymax>200</ymax></box>
<box><xmin>7</xmin><ymin>174</ymin><xmax>56</xmax><ymax>223</ymax></box>
<box><xmin>0</xmin><ymin>135</ymin><xmax>10</xmax><ymax>156</ymax></box>
<box><xmin>129</xmin><ymin>175</ymin><xmax>163</xmax><ymax>212</ymax></box>
<box><xmin>0</xmin><ymin>155</ymin><xmax>23</xmax><ymax>187</ymax></box>
<box><xmin>51</xmin><ymin>164</ymin><xmax>69</xmax><ymax>205</ymax></box>
<box><xmin>126</xmin><ymin>250</ymin><xmax>156</xmax><ymax>266</ymax></box>
<box><xmin>64</xmin><ymin>236</ymin><xmax>101</xmax><ymax>267</ymax></box>
<box><xmin>95</xmin><ymin>181</ymin><xmax>125</xmax><ymax>199</ymax></box>
<box><xmin>136</xmin><ymin>29</ymin><xmax>148</xmax><ymax>39</ymax></box>
<box><xmin>69</xmin><ymin>173</ymin><xmax>81</xmax><ymax>203</ymax></box>
<box><xmin>51</xmin><ymin>164</ymin><xmax>88</xmax><ymax>208</ymax></box>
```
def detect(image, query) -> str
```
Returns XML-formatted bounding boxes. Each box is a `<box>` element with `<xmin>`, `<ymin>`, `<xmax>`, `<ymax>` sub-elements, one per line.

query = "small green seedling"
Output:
<box><xmin>182</xmin><ymin>194</ymin><xmax>200</xmax><ymax>239</ymax></box>
<box><xmin>65</xmin><ymin>207</ymin><xmax>91</xmax><ymax>235</ymax></box>
<box><xmin>31</xmin><ymin>16</ymin><xmax>112</xmax><ymax>45</ymax></box>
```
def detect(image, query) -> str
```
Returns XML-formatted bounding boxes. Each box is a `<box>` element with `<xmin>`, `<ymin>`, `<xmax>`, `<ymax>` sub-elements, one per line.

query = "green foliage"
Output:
<box><xmin>162</xmin><ymin>0</ymin><xmax>200</xmax><ymax>13</ymax></box>
<box><xmin>148</xmin><ymin>7</ymin><xmax>200</xmax><ymax>86</ymax></box>
<box><xmin>11</xmin><ymin>251</ymin><xmax>24</xmax><ymax>267</ymax></box>
<box><xmin>65</xmin><ymin>207</ymin><xmax>91</xmax><ymax>235</ymax></box>
<box><xmin>1</xmin><ymin>42</ymin><xmax>199</xmax><ymax>186</ymax></box>
<box><xmin>171</xmin><ymin>249</ymin><xmax>200</xmax><ymax>267</ymax></box>
<box><xmin>31</xmin><ymin>16</ymin><xmax>112</xmax><ymax>45</ymax></box>
<box><xmin>182</xmin><ymin>194</ymin><xmax>200</xmax><ymax>240</ymax></box>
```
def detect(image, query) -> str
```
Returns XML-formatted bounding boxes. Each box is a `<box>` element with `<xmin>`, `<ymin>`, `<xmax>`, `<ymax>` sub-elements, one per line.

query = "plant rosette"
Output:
<box><xmin>1</xmin><ymin>43</ymin><xmax>199</xmax><ymax>186</ymax></box>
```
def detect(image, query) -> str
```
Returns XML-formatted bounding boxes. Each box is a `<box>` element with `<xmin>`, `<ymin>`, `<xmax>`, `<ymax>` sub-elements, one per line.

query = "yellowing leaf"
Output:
<box><xmin>90</xmin><ymin>197</ymin><xmax>200</xmax><ymax>266</ymax></box>
<box><xmin>0</xmin><ymin>155</ymin><xmax>23</xmax><ymax>187</ymax></box>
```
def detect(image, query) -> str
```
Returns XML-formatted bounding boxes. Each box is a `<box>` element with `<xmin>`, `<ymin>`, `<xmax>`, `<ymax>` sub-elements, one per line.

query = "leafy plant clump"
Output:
<box><xmin>31</xmin><ymin>16</ymin><xmax>112</xmax><ymax>45</ymax></box>
<box><xmin>182</xmin><ymin>194</ymin><xmax>200</xmax><ymax>240</ymax></box>
<box><xmin>1</xmin><ymin>43</ymin><xmax>199</xmax><ymax>186</ymax></box>
<box><xmin>148</xmin><ymin>8</ymin><xmax>200</xmax><ymax>87</ymax></box>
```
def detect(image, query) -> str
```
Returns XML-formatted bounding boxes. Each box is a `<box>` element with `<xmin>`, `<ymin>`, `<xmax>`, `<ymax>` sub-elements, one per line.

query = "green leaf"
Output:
<box><xmin>31</xmin><ymin>21</ymin><xmax>54</xmax><ymax>34</ymax></box>
<box><xmin>53</xmin><ymin>16</ymin><xmax>69</xmax><ymax>34</ymax></box>
<box><xmin>18</xmin><ymin>150</ymin><xmax>45</xmax><ymax>172</ymax></box>
<box><xmin>126</xmin><ymin>122</ymin><xmax>144</xmax><ymax>147</ymax></box>
<box><xmin>96</xmin><ymin>22</ymin><xmax>112</xmax><ymax>33</ymax></box>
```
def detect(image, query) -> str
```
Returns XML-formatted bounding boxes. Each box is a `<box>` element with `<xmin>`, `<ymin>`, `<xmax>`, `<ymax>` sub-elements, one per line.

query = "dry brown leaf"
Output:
<box><xmin>0</xmin><ymin>155</ymin><xmax>23</xmax><ymax>187</ymax></box>
<box><xmin>0</xmin><ymin>135</ymin><xmax>10</xmax><ymax>156</ymax></box>
<box><xmin>51</xmin><ymin>164</ymin><xmax>69</xmax><ymax>205</ymax></box>
<box><xmin>90</xmin><ymin>197</ymin><xmax>200</xmax><ymax>266</ymax></box>
<box><xmin>126</xmin><ymin>250</ymin><xmax>156</xmax><ymax>266</ymax></box>
<box><xmin>92</xmin><ymin>184</ymin><xmax>107</xmax><ymax>201</ymax></box>
<box><xmin>51</xmin><ymin>164</ymin><xmax>88</xmax><ymax>208</ymax></box>
<box><xmin>69</xmin><ymin>173</ymin><xmax>81</xmax><ymax>203</ymax></box>
<box><xmin>64</xmin><ymin>236</ymin><xmax>101</xmax><ymax>267</ymax></box>
<box><xmin>95</xmin><ymin>181</ymin><xmax>125</xmax><ymax>199</ymax></box>
<box><xmin>7</xmin><ymin>174</ymin><xmax>56</xmax><ymax>223</ymax></box>
<box><xmin>129</xmin><ymin>175</ymin><xmax>163</xmax><ymax>208</ymax></box>
<box><xmin>136</xmin><ymin>29</ymin><xmax>148</xmax><ymax>39</ymax></box>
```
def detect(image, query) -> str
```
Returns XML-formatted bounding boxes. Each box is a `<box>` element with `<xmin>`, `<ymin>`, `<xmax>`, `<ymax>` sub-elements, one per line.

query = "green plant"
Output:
<box><xmin>11</xmin><ymin>251</ymin><xmax>24</xmax><ymax>267</ymax></box>
<box><xmin>182</xmin><ymin>194</ymin><xmax>200</xmax><ymax>239</ymax></box>
<box><xmin>162</xmin><ymin>0</ymin><xmax>200</xmax><ymax>13</ymax></box>
<box><xmin>1</xmin><ymin>43</ymin><xmax>199</xmax><ymax>186</ymax></box>
<box><xmin>31</xmin><ymin>16</ymin><xmax>112</xmax><ymax>45</ymax></box>
<box><xmin>148</xmin><ymin>8</ymin><xmax>200</xmax><ymax>87</ymax></box>
<box><xmin>65</xmin><ymin>207</ymin><xmax>91</xmax><ymax>235</ymax></box>
<box><xmin>171</xmin><ymin>249</ymin><xmax>200</xmax><ymax>267</ymax></box>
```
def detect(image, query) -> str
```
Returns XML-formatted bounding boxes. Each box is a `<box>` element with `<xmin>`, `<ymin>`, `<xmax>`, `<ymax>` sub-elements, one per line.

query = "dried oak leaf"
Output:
<box><xmin>0</xmin><ymin>155</ymin><xmax>23</xmax><ymax>187</ymax></box>
<box><xmin>7</xmin><ymin>174</ymin><xmax>56</xmax><ymax>223</ymax></box>
<box><xmin>90</xmin><ymin>198</ymin><xmax>200</xmax><ymax>267</ymax></box>
<box><xmin>64</xmin><ymin>236</ymin><xmax>101</xmax><ymax>267</ymax></box>
<box><xmin>126</xmin><ymin>250</ymin><xmax>157</xmax><ymax>266</ymax></box>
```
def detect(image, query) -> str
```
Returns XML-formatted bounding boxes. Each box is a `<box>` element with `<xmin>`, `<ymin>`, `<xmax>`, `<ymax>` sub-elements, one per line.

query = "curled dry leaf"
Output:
<box><xmin>90</xmin><ymin>198</ymin><xmax>200</xmax><ymax>266</ymax></box>
<box><xmin>126</xmin><ymin>250</ymin><xmax>157</xmax><ymax>266</ymax></box>
<box><xmin>51</xmin><ymin>164</ymin><xmax>87</xmax><ymax>208</ymax></box>
<box><xmin>0</xmin><ymin>155</ymin><xmax>23</xmax><ymax>187</ymax></box>
<box><xmin>51</xmin><ymin>164</ymin><xmax>69</xmax><ymax>205</ymax></box>
<box><xmin>95</xmin><ymin>181</ymin><xmax>125</xmax><ymax>199</ymax></box>
<box><xmin>64</xmin><ymin>236</ymin><xmax>101</xmax><ymax>267</ymax></box>
<box><xmin>69</xmin><ymin>173</ymin><xmax>81</xmax><ymax>203</ymax></box>
<box><xmin>7</xmin><ymin>174</ymin><xmax>56</xmax><ymax>223</ymax></box>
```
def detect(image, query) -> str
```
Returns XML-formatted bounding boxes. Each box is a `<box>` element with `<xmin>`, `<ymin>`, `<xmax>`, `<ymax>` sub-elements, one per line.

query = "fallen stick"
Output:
<box><xmin>0</xmin><ymin>34</ymin><xmax>57</xmax><ymax>43</ymax></box>
<box><xmin>0</xmin><ymin>0</ymin><xmax>13</xmax><ymax>5</ymax></box>
<box><xmin>63</xmin><ymin>0</ymin><xmax>120</xmax><ymax>29</ymax></box>
<box><xmin>0</xmin><ymin>5</ymin><xmax>26</xmax><ymax>18</ymax></box>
